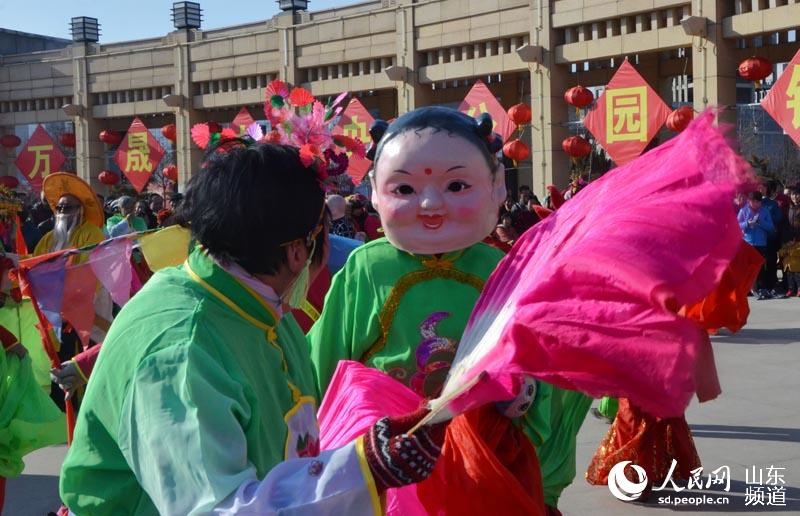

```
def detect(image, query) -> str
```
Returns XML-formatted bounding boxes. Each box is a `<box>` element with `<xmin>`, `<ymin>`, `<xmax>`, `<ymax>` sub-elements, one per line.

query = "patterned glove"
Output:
<box><xmin>362</xmin><ymin>408</ymin><xmax>447</xmax><ymax>492</ymax></box>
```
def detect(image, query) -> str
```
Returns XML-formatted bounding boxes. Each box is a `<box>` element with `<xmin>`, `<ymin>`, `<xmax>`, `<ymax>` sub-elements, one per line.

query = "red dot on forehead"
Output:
<box><xmin>424</xmin><ymin>168</ymin><xmax>433</xmax><ymax>175</ymax></box>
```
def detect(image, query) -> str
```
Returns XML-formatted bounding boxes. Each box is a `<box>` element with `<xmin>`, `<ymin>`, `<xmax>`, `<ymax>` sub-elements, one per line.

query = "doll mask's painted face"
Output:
<box><xmin>371</xmin><ymin>129</ymin><xmax>506</xmax><ymax>254</ymax></box>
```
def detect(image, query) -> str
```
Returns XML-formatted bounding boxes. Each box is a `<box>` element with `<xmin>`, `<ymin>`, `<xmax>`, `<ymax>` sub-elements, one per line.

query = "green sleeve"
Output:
<box><xmin>117</xmin><ymin>338</ymin><xmax>255</xmax><ymax>515</ymax></box>
<box><xmin>307</xmin><ymin>254</ymin><xmax>381</xmax><ymax>396</ymax></box>
<box><xmin>517</xmin><ymin>380</ymin><xmax>553</xmax><ymax>448</ymax></box>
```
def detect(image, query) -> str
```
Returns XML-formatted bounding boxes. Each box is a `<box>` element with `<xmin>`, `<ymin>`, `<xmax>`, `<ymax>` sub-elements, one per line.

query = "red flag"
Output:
<box><xmin>582</xmin><ymin>59</ymin><xmax>671</xmax><ymax>165</ymax></box>
<box><xmin>458</xmin><ymin>80</ymin><xmax>516</xmax><ymax>143</ymax></box>
<box><xmin>334</xmin><ymin>98</ymin><xmax>374</xmax><ymax>185</ymax></box>
<box><xmin>14</xmin><ymin>125</ymin><xmax>66</xmax><ymax>192</ymax></box>
<box><xmin>231</xmin><ymin>107</ymin><xmax>256</xmax><ymax>137</ymax></box>
<box><xmin>761</xmin><ymin>48</ymin><xmax>800</xmax><ymax>147</ymax></box>
<box><xmin>15</xmin><ymin>215</ymin><xmax>28</xmax><ymax>256</ymax></box>
<box><xmin>61</xmin><ymin>263</ymin><xmax>98</xmax><ymax>348</ymax></box>
<box><xmin>114</xmin><ymin>117</ymin><xmax>165</xmax><ymax>193</ymax></box>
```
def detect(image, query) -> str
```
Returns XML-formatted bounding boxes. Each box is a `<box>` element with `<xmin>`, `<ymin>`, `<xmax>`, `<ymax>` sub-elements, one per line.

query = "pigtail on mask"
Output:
<box><xmin>474</xmin><ymin>113</ymin><xmax>503</xmax><ymax>168</ymax></box>
<box><xmin>365</xmin><ymin>120</ymin><xmax>389</xmax><ymax>161</ymax></box>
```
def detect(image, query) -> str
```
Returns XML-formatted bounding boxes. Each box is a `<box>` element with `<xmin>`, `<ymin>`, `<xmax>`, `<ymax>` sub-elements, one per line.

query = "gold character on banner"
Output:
<box><xmin>786</xmin><ymin>64</ymin><xmax>800</xmax><ymax>130</ymax></box>
<box><xmin>342</xmin><ymin>116</ymin><xmax>368</xmax><ymax>141</ymax></box>
<box><xmin>125</xmin><ymin>132</ymin><xmax>153</xmax><ymax>173</ymax></box>
<box><xmin>606</xmin><ymin>86</ymin><xmax>648</xmax><ymax>143</ymax></box>
<box><xmin>28</xmin><ymin>145</ymin><xmax>53</xmax><ymax>178</ymax></box>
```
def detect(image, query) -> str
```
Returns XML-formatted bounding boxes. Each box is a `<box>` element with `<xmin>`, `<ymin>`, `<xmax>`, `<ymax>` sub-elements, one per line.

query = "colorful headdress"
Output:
<box><xmin>190</xmin><ymin>81</ymin><xmax>365</xmax><ymax>183</ymax></box>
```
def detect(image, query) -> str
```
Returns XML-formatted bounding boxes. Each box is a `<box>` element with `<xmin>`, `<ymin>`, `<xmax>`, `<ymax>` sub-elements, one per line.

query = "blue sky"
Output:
<box><xmin>0</xmin><ymin>0</ymin><xmax>354</xmax><ymax>42</ymax></box>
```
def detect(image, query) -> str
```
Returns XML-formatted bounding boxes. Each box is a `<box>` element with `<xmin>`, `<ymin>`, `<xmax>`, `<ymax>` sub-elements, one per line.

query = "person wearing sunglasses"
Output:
<box><xmin>60</xmin><ymin>143</ymin><xmax>446</xmax><ymax>515</ymax></box>
<box><xmin>33</xmin><ymin>173</ymin><xmax>105</xmax><ymax>259</ymax></box>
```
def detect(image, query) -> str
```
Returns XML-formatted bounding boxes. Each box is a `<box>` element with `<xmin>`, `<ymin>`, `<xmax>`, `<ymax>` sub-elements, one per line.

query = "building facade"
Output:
<box><xmin>1</xmin><ymin>0</ymin><xmax>799</xmax><ymax>197</ymax></box>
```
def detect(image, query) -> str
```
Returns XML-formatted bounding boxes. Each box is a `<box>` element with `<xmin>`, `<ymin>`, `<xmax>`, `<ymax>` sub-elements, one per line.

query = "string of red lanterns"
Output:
<box><xmin>161</xmin><ymin>124</ymin><xmax>177</xmax><ymax>143</ymax></box>
<box><xmin>738</xmin><ymin>56</ymin><xmax>773</xmax><ymax>89</ymax></box>
<box><xmin>59</xmin><ymin>132</ymin><xmax>76</xmax><ymax>148</ymax></box>
<box><xmin>0</xmin><ymin>176</ymin><xmax>19</xmax><ymax>189</ymax></box>
<box><xmin>0</xmin><ymin>134</ymin><xmax>21</xmax><ymax>149</ymax></box>
<box><xmin>503</xmin><ymin>103</ymin><xmax>532</xmax><ymax>163</ymax></box>
<box><xmin>99</xmin><ymin>130</ymin><xmax>124</xmax><ymax>146</ymax></box>
<box><xmin>564</xmin><ymin>85</ymin><xmax>594</xmax><ymax>115</ymax></box>
<box><xmin>665</xmin><ymin>106</ymin><xmax>695</xmax><ymax>133</ymax></box>
<box><xmin>98</xmin><ymin>170</ymin><xmax>120</xmax><ymax>186</ymax></box>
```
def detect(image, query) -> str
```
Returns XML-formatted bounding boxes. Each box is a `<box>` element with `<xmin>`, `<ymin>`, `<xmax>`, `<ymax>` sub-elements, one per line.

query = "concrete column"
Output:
<box><xmin>528</xmin><ymin>1</ymin><xmax>571</xmax><ymax>198</ymax></box>
<box><xmin>71</xmin><ymin>43</ymin><xmax>105</xmax><ymax>194</ymax></box>
<box><xmin>398</xmin><ymin>0</ymin><xmax>432</xmax><ymax>113</ymax></box>
<box><xmin>276</xmin><ymin>12</ymin><xmax>298</xmax><ymax>85</ymax></box>
<box><xmin>691</xmin><ymin>0</ymin><xmax>738</xmax><ymax>125</ymax></box>
<box><xmin>171</xmin><ymin>31</ymin><xmax>203</xmax><ymax>189</ymax></box>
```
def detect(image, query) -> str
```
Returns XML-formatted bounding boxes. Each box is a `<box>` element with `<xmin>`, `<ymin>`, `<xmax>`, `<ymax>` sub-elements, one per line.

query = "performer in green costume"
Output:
<box><xmin>310</xmin><ymin>108</ymin><xmax>597</xmax><ymax>514</ymax></box>
<box><xmin>60</xmin><ymin>142</ymin><xmax>446</xmax><ymax>515</ymax></box>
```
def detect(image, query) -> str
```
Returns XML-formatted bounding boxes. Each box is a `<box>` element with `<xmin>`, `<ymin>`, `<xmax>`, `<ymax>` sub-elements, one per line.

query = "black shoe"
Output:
<box><xmin>770</xmin><ymin>290</ymin><xmax>787</xmax><ymax>299</ymax></box>
<box><xmin>757</xmin><ymin>290</ymin><xmax>770</xmax><ymax>300</ymax></box>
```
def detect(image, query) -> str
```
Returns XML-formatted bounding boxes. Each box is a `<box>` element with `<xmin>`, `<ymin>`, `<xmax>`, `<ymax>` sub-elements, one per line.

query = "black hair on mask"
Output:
<box><xmin>368</xmin><ymin>106</ymin><xmax>502</xmax><ymax>175</ymax></box>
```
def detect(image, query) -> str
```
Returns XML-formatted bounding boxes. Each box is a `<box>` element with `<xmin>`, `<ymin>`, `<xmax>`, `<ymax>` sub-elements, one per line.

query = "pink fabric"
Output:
<box><xmin>440</xmin><ymin>112</ymin><xmax>754</xmax><ymax>419</ymax></box>
<box><xmin>89</xmin><ymin>239</ymin><xmax>133</xmax><ymax>307</ymax></box>
<box><xmin>318</xmin><ymin>361</ymin><xmax>427</xmax><ymax>516</ymax></box>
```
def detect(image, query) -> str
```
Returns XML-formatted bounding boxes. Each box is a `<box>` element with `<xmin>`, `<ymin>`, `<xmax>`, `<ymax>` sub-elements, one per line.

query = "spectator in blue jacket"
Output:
<box><xmin>758</xmin><ymin>180</ymin><xmax>785</xmax><ymax>294</ymax></box>
<box><xmin>738</xmin><ymin>191</ymin><xmax>775</xmax><ymax>299</ymax></box>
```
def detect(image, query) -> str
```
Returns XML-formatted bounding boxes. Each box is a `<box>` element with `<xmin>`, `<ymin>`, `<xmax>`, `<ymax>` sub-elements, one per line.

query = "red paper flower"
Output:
<box><xmin>191</xmin><ymin>123</ymin><xmax>211</xmax><ymax>149</ymax></box>
<box><xmin>266</xmin><ymin>80</ymin><xmax>289</xmax><ymax>99</ymax></box>
<box><xmin>299</xmin><ymin>143</ymin><xmax>322</xmax><ymax>168</ymax></box>
<box><xmin>333</xmin><ymin>135</ymin><xmax>366</xmax><ymax>158</ymax></box>
<box><xmin>289</xmin><ymin>87</ymin><xmax>315</xmax><ymax>107</ymax></box>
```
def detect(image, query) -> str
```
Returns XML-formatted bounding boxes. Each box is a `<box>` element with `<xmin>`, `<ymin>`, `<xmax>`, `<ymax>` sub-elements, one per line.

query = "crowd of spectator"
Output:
<box><xmin>737</xmin><ymin>179</ymin><xmax>800</xmax><ymax>300</ymax></box>
<box><xmin>17</xmin><ymin>190</ymin><xmax>184</xmax><ymax>253</ymax></box>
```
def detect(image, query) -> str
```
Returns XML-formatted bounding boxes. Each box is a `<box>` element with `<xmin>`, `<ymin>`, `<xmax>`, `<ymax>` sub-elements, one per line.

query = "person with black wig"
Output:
<box><xmin>59</xmin><ymin>143</ymin><xmax>446</xmax><ymax>515</ymax></box>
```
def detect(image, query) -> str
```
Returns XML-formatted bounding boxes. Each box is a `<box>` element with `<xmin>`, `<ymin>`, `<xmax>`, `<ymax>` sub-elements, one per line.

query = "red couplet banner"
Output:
<box><xmin>761</xmin><ymin>47</ymin><xmax>800</xmax><ymax>148</ymax></box>
<box><xmin>583</xmin><ymin>59</ymin><xmax>671</xmax><ymax>165</ymax></box>
<box><xmin>15</xmin><ymin>125</ymin><xmax>66</xmax><ymax>192</ymax></box>
<box><xmin>334</xmin><ymin>98</ymin><xmax>375</xmax><ymax>185</ymax></box>
<box><xmin>459</xmin><ymin>80</ymin><xmax>516</xmax><ymax>143</ymax></box>
<box><xmin>114</xmin><ymin>117</ymin><xmax>165</xmax><ymax>193</ymax></box>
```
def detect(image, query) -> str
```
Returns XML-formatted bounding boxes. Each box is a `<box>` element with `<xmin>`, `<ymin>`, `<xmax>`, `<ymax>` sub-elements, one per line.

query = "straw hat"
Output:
<box><xmin>42</xmin><ymin>173</ymin><xmax>104</xmax><ymax>228</ymax></box>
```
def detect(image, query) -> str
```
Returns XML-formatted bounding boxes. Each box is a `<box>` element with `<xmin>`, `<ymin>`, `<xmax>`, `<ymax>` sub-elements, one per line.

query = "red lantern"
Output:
<box><xmin>562</xmin><ymin>136</ymin><xmax>592</xmax><ymax>158</ymax></box>
<box><xmin>207</xmin><ymin>121</ymin><xmax>222</xmax><ymax>134</ymax></box>
<box><xmin>502</xmin><ymin>139</ymin><xmax>530</xmax><ymax>162</ymax></box>
<box><xmin>738</xmin><ymin>57</ymin><xmax>773</xmax><ymax>87</ymax></box>
<box><xmin>98</xmin><ymin>170</ymin><xmax>120</xmax><ymax>186</ymax></box>
<box><xmin>60</xmin><ymin>132</ymin><xmax>76</xmax><ymax>148</ymax></box>
<box><xmin>0</xmin><ymin>176</ymin><xmax>19</xmax><ymax>189</ymax></box>
<box><xmin>507</xmin><ymin>103</ymin><xmax>532</xmax><ymax>127</ymax></box>
<box><xmin>564</xmin><ymin>86</ymin><xmax>594</xmax><ymax>110</ymax></box>
<box><xmin>0</xmin><ymin>134</ymin><xmax>21</xmax><ymax>148</ymax></box>
<box><xmin>163</xmin><ymin>164</ymin><xmax>178</xmax><ymax>182</ymax></box>
<box><xmin>665</xmin><ymin>106</ymin><xmax>694</xmax><ymax>132</ymax></box>
<box><xmin>161</xmin><ymin>123</ymin><xmax>177</xmax><ymax>142</ymax></box>
<box><xmin>99</xmin><ymin>130</ymin><xmax>124</xmax><ymax>146</ymax></box>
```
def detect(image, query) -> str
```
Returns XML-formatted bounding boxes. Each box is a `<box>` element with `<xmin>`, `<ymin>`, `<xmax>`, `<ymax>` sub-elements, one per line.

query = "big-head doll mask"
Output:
<box><xmin>369</xmin><ymin>107</ymin><xmax>506</xmax><ymax>255</ymax></box>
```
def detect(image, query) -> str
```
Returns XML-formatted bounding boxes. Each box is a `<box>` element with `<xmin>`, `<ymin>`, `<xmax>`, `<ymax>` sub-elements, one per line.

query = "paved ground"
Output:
<box><xmin>6</xmin><ymin>298</ymin><xmax>800</xmax><ymax>515</ymax></box>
